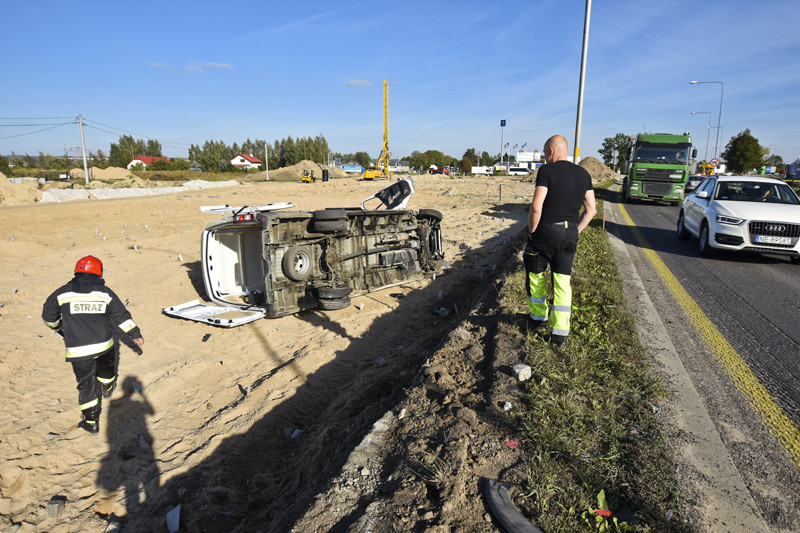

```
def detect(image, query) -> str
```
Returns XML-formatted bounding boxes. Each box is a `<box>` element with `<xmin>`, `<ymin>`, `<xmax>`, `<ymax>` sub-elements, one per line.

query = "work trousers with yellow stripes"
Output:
<box><xmin>69</xmin><ymin>347</ymin><xmax>117</xmax><ymax>419</ymax></box>
<box><xmin>524</xmin><ymin>221</ymin><xmax>579</xmax><ymax>337</ymax></box>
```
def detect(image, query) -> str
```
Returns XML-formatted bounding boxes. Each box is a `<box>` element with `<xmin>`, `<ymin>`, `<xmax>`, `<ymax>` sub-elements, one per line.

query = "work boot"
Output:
<box><xmin>527</xmin><ymin>315</ymin><xmax>548</xmax><ymax>332</ymax></box>
<box><xmin>79</xmin><ymin>406</ymin><xmax>101</xmax><ymax>435</ymax></box>
<box><xmin>548</xmin><ymin>334</ymin><xmax>568</xmax><ymax>346</ymax></box>
<box><xmin>78</xmin><ymin>418</ymin><xmax>99</xmax><ymax>434</ymax></box>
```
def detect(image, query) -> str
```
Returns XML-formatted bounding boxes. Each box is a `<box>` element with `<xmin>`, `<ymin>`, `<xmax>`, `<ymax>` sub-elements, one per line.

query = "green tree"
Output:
<box><xmin>480</xmin><ymin>151</ymin><xmax>491</xmax><ymax>166</ymax></box>
<box><xmin>720</xmin><ymin>129</ymin><xmax>765</xmax><ymax>174</ymax></box>
<box><xmin>598</xmin><ymin>133</ymin><xmax>630</xmax><ymax>171</ymax></box>
<box><xmin>460</xmin><ymin>148</ymin><xmax>478</xmax><ymax>173</ymax></box>
<box><xmin>0</xmin><ymin>155</ymin><xmax>11</xmax><ymax>176</ymax></box>
<box><xmin>109</xmin><ymin>135</ymin><xmax>147</xmax><ymax>167</ymax></box>
<box><xmin>354</xmin><ymin>151</ymin><xmax>372</xmax><ymax>169</ymax></box>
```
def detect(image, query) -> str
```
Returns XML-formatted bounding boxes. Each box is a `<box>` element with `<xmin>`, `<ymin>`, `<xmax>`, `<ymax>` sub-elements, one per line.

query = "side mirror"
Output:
<box><xmin>696</xmin><ymin>190</ymin><xmax>709</xmax><ymax>199</ymax></box>
<box><xmin>691</xmin><ymin>148</ymin><xmax>698</xmax><ymax>158</ymax></box>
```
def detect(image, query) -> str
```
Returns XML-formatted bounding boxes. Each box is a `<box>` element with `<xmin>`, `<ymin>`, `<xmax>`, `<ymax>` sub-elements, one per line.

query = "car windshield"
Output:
<box><xmin>715</xmin><ymin>181</ymin><xmax>800</xmax><ymax>205</ymax></box>
<box><xmin>634</xmin><ymin>145</ymin><xmax>689</xmax><ymax>164</ymax></box>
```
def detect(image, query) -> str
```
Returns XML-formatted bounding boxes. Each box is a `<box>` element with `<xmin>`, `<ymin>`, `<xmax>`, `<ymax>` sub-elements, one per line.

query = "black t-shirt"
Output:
<box><xmin>535</xmin><ymin>160</ymin><xmax>593</xmax><ymax>224</ymax></box>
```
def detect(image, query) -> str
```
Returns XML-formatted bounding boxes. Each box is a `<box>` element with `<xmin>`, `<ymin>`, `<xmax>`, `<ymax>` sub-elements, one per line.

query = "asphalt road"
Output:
<box><xmin>615</xmin><ymin>194</ymin><xmax>800</xmax><ymax>425</ymax></box>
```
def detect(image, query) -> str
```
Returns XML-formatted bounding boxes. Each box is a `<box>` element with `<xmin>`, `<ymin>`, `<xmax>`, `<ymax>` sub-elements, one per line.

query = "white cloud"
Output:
<box><xmin>185</xmin><ymin>61</ymin><xmax>235</xmax><ymax>73</ymax></box>
<box><xmin>344</xmin><ymin>79</ymin><xmax>372</xmax><ymax>88</ymax></box>
<box><xmin>148</xmin><ymin>62</ymin><xmax>175</xmax><ymax>69</ymax></box>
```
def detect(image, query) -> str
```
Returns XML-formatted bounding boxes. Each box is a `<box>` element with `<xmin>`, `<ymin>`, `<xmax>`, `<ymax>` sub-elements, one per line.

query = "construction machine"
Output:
<box><xmin>365</xmin><ymin>80</ymin><xmax>390</xmax><ymax>181</ymax></box>
<box><xmin>301</xmin><ymin>169</ymin><xmax>316</xmax><ymax>183</ymax></box>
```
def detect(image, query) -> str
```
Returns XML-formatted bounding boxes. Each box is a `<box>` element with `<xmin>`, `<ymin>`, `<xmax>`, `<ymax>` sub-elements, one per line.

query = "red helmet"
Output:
<box><xmin>75</xmin><ymin>255</ymin><xmax>103</xmax><ymax>276</ymax></box>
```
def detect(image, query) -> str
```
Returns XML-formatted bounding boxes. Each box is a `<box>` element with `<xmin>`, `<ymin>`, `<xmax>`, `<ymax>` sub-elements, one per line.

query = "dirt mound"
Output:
<box><xmin>0</xmin><ymin>175</ymin><xmax>43</xmax><ymax>205</ymax></box>
<box><xmin>69</xmin><ymin>166</ymin><xmax>139</xmax><ymax>182</ymax></box>
<box><xmin>579</xmin><ymin>156</ymin><xmax>616</xmax><ymax>182</ymax></box>
<box><xmin>246</xmin><ymin>160</ymin><xmax>349</xmax><ymax>182</ymax></box>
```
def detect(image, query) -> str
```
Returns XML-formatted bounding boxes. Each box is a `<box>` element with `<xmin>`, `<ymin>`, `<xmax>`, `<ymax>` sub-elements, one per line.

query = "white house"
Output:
<box><xmin>230</xmin><ymin>154</ymin><xmax>263</xmax><ymax>170</ymax></box>
<box><xmin>126</xmin><ymin>156</ymin><xmax>169</xmax><ymax>170</ymax></box>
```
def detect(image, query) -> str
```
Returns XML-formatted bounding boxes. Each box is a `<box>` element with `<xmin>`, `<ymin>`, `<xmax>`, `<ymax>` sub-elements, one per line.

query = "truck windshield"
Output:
<box><xmin>634</xmin><ymin>146</ymin><xmax>689</xmax><ymax>164</ymax></box>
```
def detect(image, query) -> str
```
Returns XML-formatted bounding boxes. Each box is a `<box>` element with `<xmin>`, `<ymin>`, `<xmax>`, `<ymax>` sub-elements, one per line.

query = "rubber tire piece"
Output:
<box><xmin>282</xmin><ymin>246</ymin><xmax>313</xmax><ymax>281</ymax></box>
<box><xmin>316</xmin><ymin>286</ymin><xmax>352</xmax><ymax>299</ymax></box>
<box><xmin>312</xmin><ymin>219</ymin><xmax>348</xmax><ymax>233</ymax></box>
<box><xmin>698</xmin><ymin>223</ymin><xmax>716</xmax><ymax>256</ymax></box>
<box><xmin>318</xmin><ymin>296</ymin><xmax>350</xmax><ymax>311</ymax></box>
<box><xmin>312</xmin><ymin>209</ymin><xmax>347</xmax><ymax>221</ymax></box>
<box><xmin>677</xmin><ymin>212</ymin><xmax>691</xmax><ymax>240</ymax></box>
<box><xmin>417</xmin><ymin>208</ymin><xmax>443</xmax><ymax>222</ymax></box>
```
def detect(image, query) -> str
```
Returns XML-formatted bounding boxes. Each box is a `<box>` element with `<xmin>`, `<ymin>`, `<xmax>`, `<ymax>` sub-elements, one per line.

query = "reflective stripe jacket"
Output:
<box><xmin>42</xmin><ymin>273</ymin><xmax>142</xmax><ymax>359</ymax></box>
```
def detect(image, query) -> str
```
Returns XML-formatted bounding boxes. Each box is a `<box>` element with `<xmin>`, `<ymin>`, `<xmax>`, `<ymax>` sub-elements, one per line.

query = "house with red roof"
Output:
<box><xmin>230</xmin><ymin>153</ymin><xmax>263</xmax><ymax>170</ymax></box>
<box><xmin>126</xmin><ymin>156</ymin><xmax>170</xmax><ymax>170</ymax></box>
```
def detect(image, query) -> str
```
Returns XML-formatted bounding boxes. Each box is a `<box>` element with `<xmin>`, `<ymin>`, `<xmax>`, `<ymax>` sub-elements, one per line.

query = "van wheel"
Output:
<box><xmin>698</xmin><ymin>223</ymin><xmax>716</xmax><ymax>257</ymax></box>
<box><xmin>282</xmin><ymin>246</ymin><xmax>313</xmax><ymax>281</ymax></box>
<box><xmin>318</xmin><ymin>296</ymin><xmax>351</xmax><ymax>310</ymax></box>
<box><xmin>677</xmin><ymin>212</ymin><xmax>690</xmax><ymax>240</ymax></box>
<box><xmin>312</xmin><ymin>219</ymin><xmax>348</xmax><ymax>233</ymax></box>
<box><xmin>316</xmin><ymin>286</ymin><xmax>352</xmax><ymax>299</ymax></box>
<box><xmin>417</xmin><ymin>208</ymin><xmax>443</xmax><ymax>222</ymax></box>
<box><xmin>313</xmin><ymin>209</ymin><xmax>347</xmax><ymax>220</ymax></box>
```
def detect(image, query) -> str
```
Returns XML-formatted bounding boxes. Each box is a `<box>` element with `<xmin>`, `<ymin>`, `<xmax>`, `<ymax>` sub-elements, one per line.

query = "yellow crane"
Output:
<box><xmin>365</xmin><ymin>80</ymin><xmax>390</xmax><ymax>180</ymax></box>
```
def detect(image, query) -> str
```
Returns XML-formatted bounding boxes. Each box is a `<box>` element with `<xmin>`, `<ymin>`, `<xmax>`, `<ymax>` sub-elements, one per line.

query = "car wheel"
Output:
<box><xmin>312</xmin><ymin>209</ymin><xmax>347</xmax><ymax>221</ymax></box>
<box><xmin>698</xmin><ymin>222</ymin><xmax>716</xmax><ymax>256</ymax></box>
<box><xmin>281</xmin><ymin>246</ymin><xmax>313</xmax><ymax>281</ymax></box>
<box><xmin>316</xmin><ymin>286</ymin><xmax>352</xmax><ymax>299</ymax></box>
<box><xmin>790</xmin><ymin>255</ymin><xmax>800</xmax><ymax>265</ymax></box>
<box><xmin>417</xmin><ymin>208</ymin><xmax>443</xmax><ymax>222</ymax></box>
<box><xmin>677</xmin><ymin>212</ymin><xmax>691</xmax><ymax>240</ymax></box>
<box><xmin>318</xmin><ymin>296</ymin><xmax>351</xmax><ymax>310</ymax></box>
<box><xmin>311</xmin><ymin>219</ymin><xmax>348</xmax><ymax>233</ymax></box>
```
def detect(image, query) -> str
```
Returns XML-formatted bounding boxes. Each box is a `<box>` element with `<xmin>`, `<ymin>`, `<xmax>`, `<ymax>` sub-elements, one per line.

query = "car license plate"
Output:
<box><xmin>755</xmin><ymin>235</ymin><xmax>791</xmax><ymax>245</ymax></box>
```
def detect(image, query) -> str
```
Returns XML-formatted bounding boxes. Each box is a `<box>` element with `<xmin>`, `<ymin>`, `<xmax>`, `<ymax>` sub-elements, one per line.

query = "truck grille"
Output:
<box><xmin>638</xmin><ymin>168</ymin><xmax>677</xmax><ymax>182</ymax></box>
<box><xmin>748</xmin><ymin>221</ymin><xmax>800</xmax><ymax>248</ymax></box>
<box><xmin>642</xmin><ymin>182</ymin><xmax>672</xmax><ymax>196</ymax></box>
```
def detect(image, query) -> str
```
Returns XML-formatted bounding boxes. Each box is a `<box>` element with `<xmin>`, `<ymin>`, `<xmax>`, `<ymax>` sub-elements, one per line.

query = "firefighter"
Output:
<box><xmin>525</xmin><ymin>135</ymin><xmax>596</xmax><ymax>345</ymax></box>
<box><xmin>42</xmin><ymin>256</ymin><xmax>144</xmax><ymax>434</ymax></box>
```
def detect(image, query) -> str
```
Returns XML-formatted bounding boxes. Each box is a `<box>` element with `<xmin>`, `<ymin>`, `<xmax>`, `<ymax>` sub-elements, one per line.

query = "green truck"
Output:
<box><xmin>622</xmin><ymin>133</ymin><xmax>697</xmax><ymax>205</ymax></box>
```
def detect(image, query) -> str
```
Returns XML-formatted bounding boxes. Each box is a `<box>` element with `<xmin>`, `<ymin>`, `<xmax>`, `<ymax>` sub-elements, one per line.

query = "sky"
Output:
<box><xmin>2</xmin><ymin>0</ymin><xmax>800</xmax><ymax>164</ymax></box>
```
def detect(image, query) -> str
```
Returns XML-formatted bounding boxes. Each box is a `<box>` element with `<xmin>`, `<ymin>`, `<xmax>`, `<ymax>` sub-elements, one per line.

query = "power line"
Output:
<box><xmin>81</xmin><ymin>123</ymin><xmax>188</xmax><ymax>151</ymax></box>
<box><xmin>82</xmin><ymin>117</ymin><xmax>191</xmax><ymax>147</ymax></box>
<box><xmin>0</xmin><ymin>116</ymin><xmax>77</xmax><ymax>120</ymax></box>
<box><xmin>0</xmin><ymin>121</ymin><xmax>76</xmax><ymax>140</ymax></box>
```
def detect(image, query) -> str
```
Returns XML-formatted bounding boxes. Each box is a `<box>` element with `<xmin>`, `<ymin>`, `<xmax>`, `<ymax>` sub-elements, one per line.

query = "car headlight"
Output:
<box><xmin>716</xmin><ymin>214</ymin><xmax>744</xmax><ymax>226</ymax></box>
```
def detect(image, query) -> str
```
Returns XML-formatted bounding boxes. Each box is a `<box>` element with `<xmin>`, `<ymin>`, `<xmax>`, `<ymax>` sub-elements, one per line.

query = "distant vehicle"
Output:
<box><xmin>786</xmin><ymin>163</ymin><xmax>800</xmax><ymax>181</ymax></box>
<box><xmin>164</xmin><ymin>178</ymin><xmax>445</xmax><ymax>326</ymax></box>
<box><xmin>301</xmin><ymin>169</ymin><xmax>316</xmax><ymax>183</ymax></box>
<box><xmin>188</xmin><ymin>166</ymin><xmax>203</xmax><ymax>172</ymax></box>
<box><xmin>507</xmin><ymin>167</ymin><xmax>530</xmax><ymax>176</ymax></box>
<box><xmin>685</xmin><ymin>174</ymin><xmax>705</xmax><ymax>193</ymax></box>
<box><xmin>677</xmin><ymin>175</ymin><xmax>800</xmax><ymax>263</ymax></box>
<box><xmin>622</xmin><ymin>133</ymin><xmax>697</xmax><ymax>205</ymax></box>
<box><xmin>428</xmin><ymin>165</ymin><xmax>451</xmax><ymax>175</ymax></box>
<box><xmin>471</xmin><ymin>166</ymin><xmax>492</xmax><ymax>175</ymax></box>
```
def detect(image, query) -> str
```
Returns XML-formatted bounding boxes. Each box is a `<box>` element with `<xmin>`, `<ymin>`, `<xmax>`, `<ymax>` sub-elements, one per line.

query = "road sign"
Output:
<box><xmin>710</xmin><ymin>158</ymin><xmax>720</xmax><ymax>166</ymax></box>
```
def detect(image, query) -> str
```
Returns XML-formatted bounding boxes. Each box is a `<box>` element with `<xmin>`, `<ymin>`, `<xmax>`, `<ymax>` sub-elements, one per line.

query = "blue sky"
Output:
<box><xmin>2</xmin><ymin>0</ymin><xmax>799</xmax><ymax>164</ymax></box>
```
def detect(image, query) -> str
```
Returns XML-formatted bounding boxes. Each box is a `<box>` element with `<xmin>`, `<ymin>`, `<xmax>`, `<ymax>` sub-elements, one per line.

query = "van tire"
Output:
<box><xmin>282</xmin><ymin>246</ymin><xmax>313</xmax><ymax>281</ymax></box>
<box><xmin>313</xmin><ymin>209</ymin><xmax>347</xmax><ymax>221</ymax></box>
<box><xmin>417</xmin><ymin>208</ymin><xmax>443</xmax><ymax>222</ymax></box>
<box><xmin>316</xmin><ymin>286</ymin><xmax>352</xmax><ymax>299</ymax></box>
<box><xmin>312</xmin><ymin>219</ymin><xmax>349</xmax><ymax>233</ymax></box>
<box><xmin>318</xmin><ymin>296</ymin><xmax>351</xmax><ymax>310</ymax></box>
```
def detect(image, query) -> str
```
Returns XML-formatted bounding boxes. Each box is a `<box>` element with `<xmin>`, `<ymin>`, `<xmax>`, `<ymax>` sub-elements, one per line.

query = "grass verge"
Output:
<box><xmin>497</xmin><ymin>183</ymin><xmax>695</xmax><ymax>532</ymax></box>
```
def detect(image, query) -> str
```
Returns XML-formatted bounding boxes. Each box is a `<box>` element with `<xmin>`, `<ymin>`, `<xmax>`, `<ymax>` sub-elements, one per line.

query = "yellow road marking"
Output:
<box><xmin>617</xmin><ymin>203</ymin><xmax>800</xmax><ymax>469</ymax></box>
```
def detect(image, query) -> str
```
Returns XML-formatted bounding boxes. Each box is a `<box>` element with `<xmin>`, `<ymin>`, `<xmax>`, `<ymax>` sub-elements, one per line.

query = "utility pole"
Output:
<box><xmin>573</xmin><ymin>0</ymin><xmax>592</xmax><ymax>163</ymax></box>
<box><xmin>78</xmin><ymin>114</ymin><xmax>90</xmax><ymax>185</ymax></box>
<box><xmin>264</xmin><ymin>141</ymin><xmax>269</xmax><ymax>181</ymax></box>
<box><xmin>500</xmin><ymin>120</ymin><xmax>505</xmax><ymax>168</ymax></box>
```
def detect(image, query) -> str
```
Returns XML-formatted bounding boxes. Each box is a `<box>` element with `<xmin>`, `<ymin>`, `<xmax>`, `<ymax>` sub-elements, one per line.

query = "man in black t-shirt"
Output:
<box><xmin>524</xmin><ymin>135</ymin><xmax>597</xmax><ymax>345</ymax></box>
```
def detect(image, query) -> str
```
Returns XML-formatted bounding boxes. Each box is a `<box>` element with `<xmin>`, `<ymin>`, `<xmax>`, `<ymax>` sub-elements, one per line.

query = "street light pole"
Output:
<box><xmin>690</xmin><ymin>111</ymin><xmax>712</xmax><ymax>161</ymax></box>
<box><xmin>573</xmin><ymin>0</ymin><xmax>592</xmax><ymax>163</ymax></box>
<box><xmin>689</xmin><ymin>81</ymin><xmax>724</xmax><ymax>159</ymax></box>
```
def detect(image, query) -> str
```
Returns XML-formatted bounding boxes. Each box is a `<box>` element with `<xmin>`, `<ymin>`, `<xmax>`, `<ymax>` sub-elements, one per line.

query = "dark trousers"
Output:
<box><xmin>70</xmin><ymin>347</ymin><xmax>116</xmax><ymax>416</ymax></box>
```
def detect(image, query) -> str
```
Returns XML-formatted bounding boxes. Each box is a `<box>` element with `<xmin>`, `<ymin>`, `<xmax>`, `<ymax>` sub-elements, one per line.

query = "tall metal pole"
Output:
<box><xmin>78</xmin><ymin>114</ymin><xmax>90</xmax><ymax>185</ymax></box>
<box><xmin>264</xmin><ymin>141</ymin><xmax>269</xmax><ymax>181</ymax></box>
<box><xmin>690</xmin><ymin>81</ymin><xmax>724</xmax><ymax>159</ymax></box>
<box><xmin>573</xmin><ymin>0</ymin><xmax>592</xmax><ymax>163</ymax></box>
<box><xmin>500</xmin><ymin>120</ymin><xmax>505</xmax><ymax>168</ymax></box>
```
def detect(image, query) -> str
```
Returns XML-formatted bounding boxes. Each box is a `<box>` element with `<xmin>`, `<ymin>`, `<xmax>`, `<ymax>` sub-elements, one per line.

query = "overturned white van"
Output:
<box><xmin>164</xmin><ymin>178</ymin><xmax>444</xmax><ymax>327</ymax></box>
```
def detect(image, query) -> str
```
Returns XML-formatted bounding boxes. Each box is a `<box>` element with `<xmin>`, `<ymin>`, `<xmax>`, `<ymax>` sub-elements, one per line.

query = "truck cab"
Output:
<box><xmin>622</xmin><ymin>133</ymin><xmax>697</xmax><ymax>205</ymax></box>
